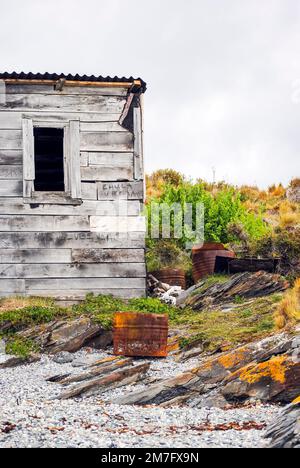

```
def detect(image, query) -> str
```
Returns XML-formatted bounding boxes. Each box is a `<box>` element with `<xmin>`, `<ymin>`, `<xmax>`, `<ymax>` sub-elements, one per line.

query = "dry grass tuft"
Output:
<box><xmin>275</xmin><ymin>279</ymin><xmax>300</xmax><ymax>329</ymax></box>
<box><xmin>0</xmin><ymin>296</ymin><xmax>54</xmax><ymax>313</ymax></box>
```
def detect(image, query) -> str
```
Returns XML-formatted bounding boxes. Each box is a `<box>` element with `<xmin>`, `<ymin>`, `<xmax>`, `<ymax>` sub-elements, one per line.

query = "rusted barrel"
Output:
<box><xmin>192</xmin><ymin>243</ymin><xmax>235</xmax><ymax>282</ymax></box>
<box><xmin>113</xmin><ymin>312</ymin><xmax>169</xmax><ymax>358</ymax></box>
<box><xmin>152</xmin><ymin>268</ymin><xmax>186</xmax><ymax>289</ymax></box>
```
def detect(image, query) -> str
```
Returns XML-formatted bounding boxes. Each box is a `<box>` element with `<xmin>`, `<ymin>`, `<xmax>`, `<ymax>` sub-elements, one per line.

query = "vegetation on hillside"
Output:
<box><xmin>146</xmin><ymin>170</ymin><xmax>300</xmax><ymax>277</ymax></box>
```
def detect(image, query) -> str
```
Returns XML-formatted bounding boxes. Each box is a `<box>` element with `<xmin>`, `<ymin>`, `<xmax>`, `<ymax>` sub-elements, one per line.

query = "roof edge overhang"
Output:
<box><xmin>0</xmin><ymin>73</ymin><xmax>147</xmax><ymax>93</ymax></box>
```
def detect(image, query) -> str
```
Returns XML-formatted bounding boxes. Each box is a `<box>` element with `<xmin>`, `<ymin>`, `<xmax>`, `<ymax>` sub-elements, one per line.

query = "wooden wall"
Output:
<box><xmin>0</xmin><ymin>83</ymin><xmax>146</xmax><ymax>301</ymax></box>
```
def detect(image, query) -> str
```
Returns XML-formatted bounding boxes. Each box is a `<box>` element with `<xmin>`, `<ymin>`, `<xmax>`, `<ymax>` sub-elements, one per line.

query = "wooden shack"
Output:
<box><xmin>0</xmin><ymin>72</ymin><xmax>147</xmax><ymax>301</ymax></box>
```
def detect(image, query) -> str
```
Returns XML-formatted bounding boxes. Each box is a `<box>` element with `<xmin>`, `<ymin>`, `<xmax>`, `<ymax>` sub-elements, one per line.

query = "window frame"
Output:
<box><xmin>22</xmin><ymin>117</ymin><xmax>82</xmax><ymax>205</ymax></box>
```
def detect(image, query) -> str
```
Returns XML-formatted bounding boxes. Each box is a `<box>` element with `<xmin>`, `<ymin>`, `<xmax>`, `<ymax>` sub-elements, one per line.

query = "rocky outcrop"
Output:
<box><xmin>58</xmin><ymin>362</ymin><xmax>150</xmax><ymax>399</ymax></box>
<box><xmin>178</xmin><ymin>272</ymin><xmax>289</xmax><ymax>310</ymax></box>
<box><xmin>221</xmin><ymin>355</ymin><xmax>300</xmax><ymax>404</ymax></box>
<box><xmin>116</xmin><ymin>331</ymin><xmax>299</xmax><ymax>407</ymax></box>
<box><xmin>17</xmin><ymin>318</ymin><xmax>112</xmax><ymax>354</ymax></box>
<box><xmin>264</xmin><ymin>401</ymin><xmax>300</xmax><ymax>448</ymax></box>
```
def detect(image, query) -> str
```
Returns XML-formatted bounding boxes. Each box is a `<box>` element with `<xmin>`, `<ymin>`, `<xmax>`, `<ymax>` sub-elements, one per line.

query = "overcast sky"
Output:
<box><xmin>1</xmin><ymin>0</ymin><xmax>300</xmax><ymax>188</ymax></box>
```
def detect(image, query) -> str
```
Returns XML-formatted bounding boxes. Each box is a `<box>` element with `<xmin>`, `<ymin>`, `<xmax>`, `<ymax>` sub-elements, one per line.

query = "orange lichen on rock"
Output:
<box><xmin>232</xmin><ymin>356</ymin><xmax>290</xmax><ymax>385</ymax></box>
<box><xmin>292</xmin><ymin>396</ymin><xmax>300</xmax><ymax>404</ymax></box>
<box><xmin>217</xmin><ymin>348</ymin><xmax>248</xmax><ymax>370</ymax></box>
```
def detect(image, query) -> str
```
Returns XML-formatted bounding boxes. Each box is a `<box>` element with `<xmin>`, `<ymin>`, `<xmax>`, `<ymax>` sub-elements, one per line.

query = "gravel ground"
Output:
<box><xmin>0</xmin><ymin>350</ymin><xmax>280</xmax><ymax>448</ymax></box>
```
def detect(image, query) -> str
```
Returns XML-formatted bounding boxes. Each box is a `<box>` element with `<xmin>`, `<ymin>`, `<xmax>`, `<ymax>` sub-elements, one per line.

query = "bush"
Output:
<box><xmin>146</xmin><ymin>239</ymin><xmax>192</xmax><ymax>272</ymax></box>
<box><xmin>146</xmin><ymin>181</ymin><xmax>269</xmax><ymax>249</ymax></box>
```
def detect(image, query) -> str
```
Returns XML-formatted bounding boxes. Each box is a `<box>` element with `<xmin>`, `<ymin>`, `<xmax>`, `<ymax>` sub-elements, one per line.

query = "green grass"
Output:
<box><xmin>5</xmin><ymin>338</ymin><xmax>39</xmax><ymax>358</ymax></box>
<box><xmin>0</xmin><ymin>276</ymin><xmax>285</xmax><ymax>356</ymax></box>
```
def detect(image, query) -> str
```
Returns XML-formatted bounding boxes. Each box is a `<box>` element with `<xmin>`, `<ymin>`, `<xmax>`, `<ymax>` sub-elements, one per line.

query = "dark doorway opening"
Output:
<box><xmin>34</xmin><ymin>128</ymin><xmax>65</xmax><ymax>192</ymax></box>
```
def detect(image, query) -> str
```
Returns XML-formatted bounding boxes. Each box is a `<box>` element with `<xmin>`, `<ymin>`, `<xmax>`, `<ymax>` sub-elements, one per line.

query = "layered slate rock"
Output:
<box><xmin>221</xmin><ymin>355</ymin><xmax>300</xmax><ymax>403</ymax></box>
<box><xmin>179</xmin><ymin>272</ymin><xmax>289</xmax><ymax>310</ymax></box>
<box><xmin>116</xmin><ymin>332</ymin><xmax>299</xmax><ymax>407</ymax></box>
<box><xmin>18</xmin><ymin>318</ymin><xmax>112</xmax><ymax>354</ymax></box>
<box><xmin>264</xmin><ymin>400</ymin><xmax>300</xmax><ymax>448</ymax></box>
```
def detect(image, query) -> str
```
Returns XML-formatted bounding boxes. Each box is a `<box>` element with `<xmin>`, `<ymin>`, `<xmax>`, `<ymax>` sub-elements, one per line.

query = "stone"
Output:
<box><xmin>52</xmin><ymin>352</ymin><xmax>74</xmax><ymax>364</ymax></box>
<box><xmin>18</xmin><ymin>318</ymin><xmax>108</xmax><ymax>354</ymax></box>
<box><xmin>116</xmin><ymin>332</ymin><xmax>296</xmax><ymax>406</ymax></box>
<box><xmin>264</xmin><ymin>401</ymin><xmax>300</xmax><ymax>448</ymax></box>
<box><xmin>58</xmin><ymin>363</ymin><xmax>150</xmax><ymax>399</ymax></box>
<box><xmin>221</xmin><ymin>355</ymin><xmax>300</xmax><ymax>404</ymax></box>
<box><xmin>0</xmin><ymin>354</ymin><xmax>40</xmax><ymax>369</ymax></box>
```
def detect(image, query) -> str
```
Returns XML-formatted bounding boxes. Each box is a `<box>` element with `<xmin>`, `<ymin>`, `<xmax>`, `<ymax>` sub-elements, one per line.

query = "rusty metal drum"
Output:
<box><xmin>113</xmin><ymin>312</ymin><xmax>169</xmax><ymax>358</ymax></box>
<box><xmin>152</xmin><ymin>268</ymin><xmax>186</xmax><ymax>289</ymax></box>
<box><xmin>192</xmin><ymin>242</ymin><xmax>235</xmax><ymax>282</ymax></box>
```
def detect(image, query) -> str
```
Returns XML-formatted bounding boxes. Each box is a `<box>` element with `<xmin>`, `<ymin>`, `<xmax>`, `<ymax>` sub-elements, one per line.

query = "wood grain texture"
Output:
<box><xmin>0</xmin><ymin>150</ymin><xmax>22</xmax><ymax>165</ymax></box>
<box><xmin>0</xmin><ymin>215</ymin><xmax>90</xmax><ymax>232</ymax></box>
<box><xmin>0</xmin><ymin>249</ymin><xmax>72</xmax><ymax>264</ymax></box>
<box><xmin>0</xmin><ymin>165</ymin><xmax>22</xmax><ymax>179</ymax></box>
<box><xmin>0</xmin><ymin>111</ymin><xmax>122</xmax><ymax>129</ymax></box>
<box><xmin>87</xmin><ymin>152</ymin><xmax>133</xmax><ymax>167</ymax></box>
<box><xmin>0</xmin><ymin>180</ymin><xmax>23</xmax><ymax>197</ymax></box>
<box><xmin>25</xmin><ymin>277</ymin><xmax>146</xmax><ymax>290</ymax></box>
<box><xmin>5</xmin><ymin>84</ymin><xmax>128</xmax><ymax>97</ymax></box>
<box><xmin>133</xmin><ymin>107</ymin><xmax>143</xmax><ymax>180</ymax></box>
<box><xmin>0</xmin><ymin>279</ymin><xmax>25</xmax><ymax>294</ymax></box>
<box><xmin>1</xmin><ymin>94</ymin><xmax>126</xmax><ymax>113</ymax></box>
<box><xmin>0</xmin><ymin>130</ymin><xmax>22</xmax><ymax>150</ymax></box>
<box><xmin>0</xmin><ymin>199</ymin><xmax>141</xmax><ymax>216</ymax></box>
<box><xmin>0</xmin><ymin>232</ymin><xmax>146</xmax><ymax>249</ymax></box>
<box><xmin>81</xmin><ymin>166</ymin><xmax>133</xmax><ymax>182</ymax></box>
<box><xmin>80</xmin><ymin>132</ymin><xmax>133</xmax><ymax>152</ymax></box>
<box><xmin>0</xmin><ymin>263</ymin><xmax>146</xmax><ymax>278</ymax></box>
<box><xmin>72</xmin><ymin>248</ymin><xmax>145</xmax><ymax>263</ymax></box>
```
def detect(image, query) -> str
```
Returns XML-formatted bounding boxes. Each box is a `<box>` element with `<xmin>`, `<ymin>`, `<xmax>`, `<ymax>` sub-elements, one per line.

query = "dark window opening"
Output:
<box><xmin>34</xmin><ymin>128</ymin><xmax>65</xmax><ymax>192</ymax></box>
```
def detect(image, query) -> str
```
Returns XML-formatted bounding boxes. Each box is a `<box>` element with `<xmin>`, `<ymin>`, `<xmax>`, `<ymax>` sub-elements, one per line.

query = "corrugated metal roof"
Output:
<box><xmin>0</xmin><ymin>72</ymin><xmax>147</xmax><ymax>93</ymax></box>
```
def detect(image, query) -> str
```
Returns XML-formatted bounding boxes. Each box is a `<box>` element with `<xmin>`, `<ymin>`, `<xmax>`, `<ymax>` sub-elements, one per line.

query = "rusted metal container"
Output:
<box><xmin>192</xmin><ymin>243</ymin><xmax>235</xmax><ymax>282</ymax></box>
<box><xmin>152</xmin><ymin>268</ymin><xmax>186</xmax><ymax>289</ymax></box>
<box><xmin>113</xmin><ymin>312</ymin><xmax>169</xmax><ymax>358</ymax></box>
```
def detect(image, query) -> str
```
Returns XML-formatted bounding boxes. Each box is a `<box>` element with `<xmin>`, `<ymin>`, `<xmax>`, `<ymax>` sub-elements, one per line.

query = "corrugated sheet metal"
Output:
<box><xmin>0</xmin><ymin>71</ymin><xmax>147</xmax><ymax>93</ymax></box>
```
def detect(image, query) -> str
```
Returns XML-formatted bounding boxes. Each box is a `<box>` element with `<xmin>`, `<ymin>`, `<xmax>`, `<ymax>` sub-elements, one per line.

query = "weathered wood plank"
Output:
<box><xmin>0</xmin><ymin>94</ymin><xmax>126</xmax><ymax>113</ymax></box>
<box><xmin>0</xmin><ymin>150</ymin><xmax>22</xmax><ymax>165</ymax></box>
<box><xmin>0</xmin><ymin>199</ymin><xmax>141</xmax><ymax>216</ymax></box>
<box><xmin>133</xmin><ymin>107</ymin><xmax>143</xmax><ymax>180</ymax></box>
<box><xmin>81</xmin><ymin>182</ymin><xmax>97</xmax><ymax>200</ymax></box>
<box><xmin>22</xmin><ymin>118</ymin><xmax>34</xmax><ymax>181</ymax></box>
<box><xmin>72</xmin><ymin>248</ymin><xmax>145</xmax><ymax>263</ymax></box>
<box><xmin>87</xmin><ymin>152</ymin><xmax>133</xmax><ymax>167</ymax></box>
<box><xmin>0</xmin><ymin>165</ymin><xmax>22</xmax><ymax>179</ymax></box>
<box><xmin>81</xmin><ymin>166</ymin><xmax>133</xmax><ymax>182</ymax></box>
<box><xmin>0</xmin><ymin>263</ymin><xmax>146</xmax><ymax>278</ymax></box>
<box><xmin>5</xmin><ymin>84</ymin><xmax>128</xmax><ymax>97</ymax></box>
<box><xmin>69</xmin><ymin>120</ymin><xmax>81</xmax><ymax>199</ymax></box>
<box><xmin>0</xmin><ymin>232</ymin><xmax>145</xmax><ymax>249</ymax></box>
<box><xmin>0</xmin><ymin>249</ymin><xmax>72</xmax><ymax>264</ymax></box>
<box><xmin>0</xmin><ymin>215</ymin><xmax>90</xmax><ymax>232</ymax></box>
<box><xmin>0</xmin><ymin>181</ymin><xmax>23</xmax><ymax>197</ymax></box>
<box><xmin>0</xmin><ymin>111</ymin><xmax>121</xmax><ymax>129</ymax></box>
<box><xmin>0</xmin><ymin>130</ymin><xmax>22</xmax><ymax>150</ymax></box>
<box><xmin>25</xmin><ymin>277</ymin><xmax>146</xmax><ymax>290</ymax></box>
<box><xmin>80</xmin><ymin>132</ymin><xmax>133</xmax><ymax>152</ymax></box>
<box><xmin>90</xmin><ymin>216</ymin><xmax>146</xmax><ymax>233</ymax></box>
<box><xmin>97</xmin><ymin>181</ymin><xmax>144</xmax><ymax>200</ymax></box>
<box><xmin>0</xmin><ymin>279</ymin><xmax>25</xmax><ymax>293</ymax></box>
<box><xmin>0</xmin><ymin>112</ymin><xmax>21</xmax><ymax>130</ymax></box>
<box><xmin>80</xmin><ymin>121</ymin><xmax>127</xmax><ymax>132</ymax></box>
